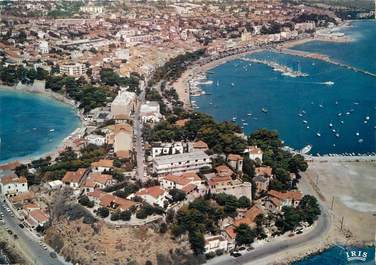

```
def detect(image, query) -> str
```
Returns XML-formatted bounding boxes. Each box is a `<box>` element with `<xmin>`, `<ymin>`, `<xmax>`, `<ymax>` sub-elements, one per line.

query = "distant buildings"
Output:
<box><xmin>150</xmin><ymin>142</ymin><xmax>190</xmax><ymax>158</ymax></box>
<box><xmin>38</xmin><ymin>40</ymin><xmax>49</xmax><ymax>54</ymax></box>
<box><xmin>110</xmin><ymin>90</ymin><xmax>137</xmax><ymax>119</ymax></box>
<box><xmin>62</xmin><ymin>168</ymin><xmax>88</xmax><ymax>189</ymax></box>
<box><xmin>204</xmin><ymin>235</ymin><xmax>228</xmax><ymax>254</ymax></box>
<box><xmin>133</xmin><ymin>186</ymin><xmax>168</xmax><ymax>207</ymax></box>
<box><xmin>0</xmin><ymin>175</ymin><xmax>28</xmax><ymax>196</ymax></box>
<box><xmin>152</xmin><ymin>150</ymin><xmax>211</xmax><ymax>175</ymax></box>
<box><xmin>227</xmin><ymin>154</ymin><xmax>243</xmax><ymax>172</ymax></box>
<box><xmin>113</xmin><ymin>124</ymin><xmax>133</xmax><ymax>158</ymax></box>
<box><xmin>208</xmin><ymin>176</ymin><xmax>252</xmax><ymax>201</ymax></box>
<box><xmin>245</xmin><ymin>146</ymin><xmax>263</xmax><ymax>162</ymax></box>
<box><xmin>264</xmin><ymin>190</ymin><xmax>303</xmax><ymax>212</ymax></box>
<box><xmin>91</xmin><ymin>159</ymin><xmax>113</xmax><ymax>173</ymax></box>
<box><xmin>79</xmin><ymin>5</ymin><xmax>104</xmax><ymax>15</ymax></box>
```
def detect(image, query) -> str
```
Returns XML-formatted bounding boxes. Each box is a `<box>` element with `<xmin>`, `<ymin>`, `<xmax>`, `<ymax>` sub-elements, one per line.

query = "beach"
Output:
<box><xmin>0</xmin><ymin>86</ymin><xmax>85</xmax><ymax>167</ymax></box>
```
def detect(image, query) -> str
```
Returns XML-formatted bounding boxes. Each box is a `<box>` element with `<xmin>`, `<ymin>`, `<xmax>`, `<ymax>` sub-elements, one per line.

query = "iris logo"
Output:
<box><xmin>346</xmin><ymin>250</ymin><xmax>368</xmax><ymax>262</ymax></box>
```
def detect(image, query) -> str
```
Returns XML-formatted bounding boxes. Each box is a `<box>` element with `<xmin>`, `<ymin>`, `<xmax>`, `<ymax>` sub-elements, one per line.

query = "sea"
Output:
<box><xmin>195</xmin><ymin>20</ymin><xmax>376</xmax><ymax>263</ymax></box>
<box><xmin>195</xmin><ymin>20</ymin><xmax>376</xmax><ymax>156</ymax></box>
<box><xmin>0</xmin><ymin>89</ymin><xmax>80</xmax><ymax>163</ymax></box>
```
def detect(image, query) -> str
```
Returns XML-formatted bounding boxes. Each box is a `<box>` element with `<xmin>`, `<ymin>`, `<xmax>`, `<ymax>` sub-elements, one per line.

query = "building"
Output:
<box><xmin>113</xmin><ymin>124</ymin><xmax>133</xmax><ymax>157</ymax></box>
<box><xmin>151</xmin><ymin>142</ymin><xmax>190</xmax><ymax>158</ymax></box>
<box><xmin>0</xmin><ymin>175</ymin><xmax>28</xmax><ymax>197</ymax></box>
<box><xmin>227</xmin><ymin>154</ymin><xmax>243</xmax><ymax>172</ymax></box>
<box><xmin>82</xmin><ymin>173</ymin><xmax>114</xmax><ymax>193</ymax></box>
<box><xmin>88</xmin><ymin>190</ymin><xmax>137</xmax><ymax>212</ymax></box>
<box><xmin>264</xmin><ymin>190</ymin><xmax>303</xmax><ymax>212</ymax></box>
<box><xmin>215</xmin><ymin>165</ymin><xmax>234</xmax><ymax>178</ymax></box>
<box><xmin>192</xmin><ymin>140</ymin><xmax>209</xmax><ymax>151</ymax></box>
<box><xmin>204</xmin><ymin>235</ymin><xmax>228</xmax><ymax>254</ymax></box>
<box><xmin>60</xmin><ymin>63</ymin><xmax>87</xmax><ymax>77</ymax></box>
<box><xmin>140</xmin><ymin>101</ymin><xmax>161</xmax><ymax>123</ymax></box>
<box><xmin>25</xmin><ymin>209</ymin><xmax>49</xmax><ymax>228</ymax></box>
<box><xmin>39</xmin><ymin>40</ymin><xmax>49</xmax><ymax>54</ymax></box>
<box><xmin>46</xmin><ymin>180</ymin><xmax>63</xmax><ymax>190</ymax></box>
<box><xmin>111</xmin><ymin>90</ymin><xmax>137</xmax><ymax>119</ymax></box>
<box><xmin>160</xmin><ymin>172</ymin><xmax>202</xmax><ymax>190</ymax></box>
<box><xmin>91</xmin><ymin>159</ymin><xmax>113</xmax><ymax>173</ymax></box>
<box><xmin>208</xmin><ymin>176</ymin><xmax>252</xmax><ymax>201</ymax></box>
<box><xmin>152</xmin><ymin>151</ymin><xmax>211</xmax><ymax>175</ymax></box>
<box><xmin>132</xmin><ymin>186</ymin><xmax>168</xmax><ymax>208</ymax></box>
<box><xmin>62</xmin><ymin>168</ymin><xmax>88</xmax><ymax>189</ymax></box>
<box><xmin>253</xmin><ymin>175</ymin><xmax>270</xmax><ymax>197</ymax></box>
<box><xmin>79</xmin><ymin>5</ymin><xmax>104</xmax><ymax>15</ymax></box>
<box><xmin>255</xmin><ymin>166</ymin><xmax>273</xmax><ymax>178</ymax></box>
<box><xmin>85</xmin><ymin>134</ymin><xmax>106</xmax><ymax>146</ymax></box>
<box><xmin>233</xmin><ymin>205</ymin><xmax>263</xmax><ymax>228</ymax></box>
<box><xmin>245</xmin><ymin>146</ymin><xmax>263</xmax><ymax>162</ymax></box>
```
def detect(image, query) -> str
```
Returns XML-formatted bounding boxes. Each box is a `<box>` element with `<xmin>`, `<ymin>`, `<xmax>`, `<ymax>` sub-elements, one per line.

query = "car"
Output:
<box><xmin>13</xmin><ymin>234</ymin><xmax>18</xmax><ymax>239</ymax></box>
<box><xmin>7</xmin><ymin>229</ymin><xmax>12</xmax><ymax>235</ymax></box>
<box><xmin>49</xmin><ymin>252</ymin><xmax>57</xmax><ymax>259</ymax></box>
<box><xmin>296</xmin><ymin>230</ymin><xmax>303</xmax><ymax>234</ymax></box>
<box><xmin>247</xmin><ymin>246</ymin><xmax>255</xmax><ymax>251</ymax></box>
<box><xmin>18</xmin><ymin>223</ymin><xmax>24</xmax><ymax>229</ymax></box>
<box><xmin>42</xmin><ymin>245</ymin><xmax>48</xmax><ymax>250</ymax></box>
<box><xmin>238</xmin><ymin>247</ymin><xmax>246</xmax><ymax>251</ymax></box>
<box><xmin>231</xmin><ymin>252</ymin><xmax>242</xmax><ymax>258</ymax></box>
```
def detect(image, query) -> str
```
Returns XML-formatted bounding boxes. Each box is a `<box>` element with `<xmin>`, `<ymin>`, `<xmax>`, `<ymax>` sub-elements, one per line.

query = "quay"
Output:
<box><xmin>273</xmin><ymin>48</ymin><xmax>376</xmax><ymax>78</ymax></box>
<box><xmin>305</xmin><ymin>155</ymin><xmax>376</xmax><ymax>163</ymax></box>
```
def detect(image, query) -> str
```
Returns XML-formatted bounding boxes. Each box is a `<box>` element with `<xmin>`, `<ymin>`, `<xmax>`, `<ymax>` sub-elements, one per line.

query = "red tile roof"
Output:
<box><xmin>91</xmin><ymin>159</ymin><xmax>113</xmax><ymax>168</ymax></box>
<box><xmin>234</xmin><ymin>206</ymin><xmax>263</xmax><ymax>227</ymax></box>
<box><xmin>215</xmin><ymin>165</ymin><xmax>234</xmax><ymax>177</ymax></box>
<box><xmin>255</xmin><ymin>166</ymin><xmax>273</xmax><ymax>177</ymax></box>
<box><xmin>268</xmin><ymin>190</ymin><xmax>303</xmax><ymax>201</ymax></box>
<box><xmin>62</xmin><ymin>168</ymin><xmax>87</xmax><ymax>183</ymax></box>
<box><xmin>192</xmin><ymin>140</ymin><xmax>208</xmax><ymax>149</ymax></box>
<box><xmin>136</xmin><ymin>186</ymin><xmax>165</xmax><ymax>199</ymax></box>
<box><xmin>29</xmin><ymin>209</ymin><xmax>49</xmax><ymax>224</ymax></box>
<box><xmin>0</xmin><ymin>176</ymin><xmax>27</xmax><ymax>185</ymax></box>
<box><xmin>228</xmin><ymin>154</ymin><xmax>243</xmax><ymax>161</ymax></box>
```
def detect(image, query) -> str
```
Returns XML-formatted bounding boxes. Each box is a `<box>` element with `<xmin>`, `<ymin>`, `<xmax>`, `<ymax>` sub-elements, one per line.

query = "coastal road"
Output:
<box><xmin>134</xmin><ymin>80</ymin><xmax>147</xmax><ymax>182</ymax></box>
<box><xmin>0</xmin><ymin>200</ymin><xmax>70</xmax><ymax>265</ymax></box>
<box><xmin>207</xmin><ymin>175</ymin><xmax>332</xmax><ymax>265</ymax></box>
<box><xmin>207</xmin><ymin>209</ymin><xmax>330</xmax><ymax>265</ymax></box>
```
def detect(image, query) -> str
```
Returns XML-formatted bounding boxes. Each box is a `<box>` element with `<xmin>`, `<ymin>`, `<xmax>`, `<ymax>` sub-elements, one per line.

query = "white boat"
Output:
<box><xmin>338</xmin><ymin>113</ymin><xmax>342</xmax><ymax>117</ymax></box>
<box><xmin>298</xmin><ymin>113</ymin><xmax>303</xmax><ymax>117</ymax></box>
<box><xmin>49</xmin><ymin>129</ymin><xmax>55</xmax><ymax>132</ymax></box>
<box><xmin>319</xmin><ymin>104</ymin><xmax>324</xmax><ymax>108</ymax></box>
<box><xmin>231</xmin><ymin>82</ymin><xmax>235</xmax><ymax>87</ymax></box>
<box><xmin>247</xmin><ymin>113</ymin><xmax>252</xmax><ymax>116</ymax></box>
<box><xmin>358</xmin><ymin>139</ymin><xmax>364</xmax><ymax>143</ymax></box>
<box><xmin>356</xmin><ymin>132</ymin><xmax>360</xmax><ymax>136</ymax></box>
<box><xmin>306</xmin><ymin>126</ymin><xmax>310</xmax><ymax>129</ymax></box>
<box><xmin>303</xmin><ymin>120</ymin><xmax>308</xmax><ymax>124</ymax></box>
<box><xmin>324</xmin><ymin>81</ymin><xmax>335</xmax><ymax>86</ymax></box>
<box><xmin>332</xmin><ymin>129</ymin><xmax>336</xmax><ymax>133</ymax></box>
<box><xmin>365</xmin><ymin>116</ymin><xmax>370</xmax><ymax>120</ymax></box>
<box><xmin>340</xmin><ymin>121</ymin><xmax>344</xmax><ymax>124</ymax></box>
<box><xmin>316</xmin><ymin>132</ymin><xmax>321</xmax><ymax>137</ymax></box>
<box><xmin>300</xmin><ymin>144</ymin><xmax>312</xmax><ymax>154</ymax></box>
<box><xmin>346</xmin><ymin>112</ymin><xmax>350</xmax><ymax>115</ymax></box>
<box><xmin>243</xmin><ymin>122</ymin><xmax>248</xmax><ymax>126</ymax></box>
<box><xmin>336</xmin><ymin>133</ymin><xmax>340</xmax><ymax>138</ymax></box>
<box><xmin>232</xmin><ymin>117</ymin><xmax>237</xmax><ymax>121</ymax></box>
<box><xmin>329</xmin><ymin>123</ymin><xmax>333</xmax><ymax>127</ymax></box>
<box><xmin>261</xmin><ymin>108</ymin><xmax>268</xmax><ymax>113</ymax></box>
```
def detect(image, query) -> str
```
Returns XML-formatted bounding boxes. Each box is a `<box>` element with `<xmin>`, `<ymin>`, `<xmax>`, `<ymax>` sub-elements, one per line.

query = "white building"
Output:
<box><xmin>131</xmin><ymin>186</ymin><xmax>168</xmax><ymax>208</ymax></box>
<box><xmin>110</xmin><ymin>90</ymin><xmax>137</xmax><ymax>119</ymax></box>
<box><xmin>85</xmin><ymin>134</ymin><xmax>106</xmax><ymax>146</ymax></box>
<box><xmin>39</xmin><ymin>40</ymin><xmax>49</xmax><ymax>54</ymax></box>
<box><xmin>208</xmin><ymin>176</ymin><xmax>252</xmax><ymax>201</ymax></box>
<box><xmin>0</xmin><ymin>176</ymin><xmax>28</xmax><ymax>196</ymax></box>
<box><xmin>153</xmin><ymin>151</ymin><xmax>211</xmax><ymax>175</ymax></box>
<box><xmin>79</xmin><ymin>5</ymin><xmax>104</xmax><ymax>15</ymax></box>
<box><xmin>245</xmin><ymin>146</ymin><xmax>263</xmax><ymax>162</ymax></box>
<box><xmin>151</xmin><ymin>142</ymin><xmax>190</xmax><ymax>158</ymax></box>
<box><xmin>140</xmin><ymin>101</ymin><xmax>161</xmax><ymax>123</ymax></box>
<box><xmin>113</xmin><ymin>124</ymin><xmax>133</xmax><ymax>156</ymax></box>
<box><xmin>204</xmin><ymin>235</ymin><xmax>228</xmax><ymax>254</ymax></box>
<box><xmin>115</xmin><ymin>48</ymin><xmax>130</xmax><ymax>61</ymax></box>
<box><xmin>60</xmin><ymin>63</ymin><xmax>87</xmax><ymax>77</ymax></box>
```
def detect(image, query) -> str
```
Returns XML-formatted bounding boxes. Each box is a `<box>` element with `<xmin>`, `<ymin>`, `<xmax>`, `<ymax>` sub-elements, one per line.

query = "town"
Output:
<box><xmin>0</xmin><ymin>0</ymin><xmax>373</xmax><ymax>265</ymax></box>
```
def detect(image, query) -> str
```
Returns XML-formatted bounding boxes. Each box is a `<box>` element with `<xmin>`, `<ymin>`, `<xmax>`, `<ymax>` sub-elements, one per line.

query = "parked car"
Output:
<box><xmin>238</xmin><ymin>247</ymin><xmax>246</xmax><ymax>251</ymax></box>
<box><xmin>231</xmin><ymin>252</ymin><xmax>242</xmax><ymax>258</ymax></box>
<box><xmin>18</xmin><ymin>223</ymin><xmax>24</xmax><ymax>229</ymax></box>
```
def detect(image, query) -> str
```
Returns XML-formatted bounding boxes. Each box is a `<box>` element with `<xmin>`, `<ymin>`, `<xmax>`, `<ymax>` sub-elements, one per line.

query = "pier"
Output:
<box><xmin>273</xmin><ymin>49</ymin><xmax>376</xmax><ymax>78</ymax></box>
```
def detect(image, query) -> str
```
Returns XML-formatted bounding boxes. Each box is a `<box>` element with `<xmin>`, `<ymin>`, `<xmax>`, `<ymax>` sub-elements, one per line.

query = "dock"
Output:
<box><xmin>272</xmin><ymin>48</ymin><xmax>376</xmax><ymax>78</ymax></box>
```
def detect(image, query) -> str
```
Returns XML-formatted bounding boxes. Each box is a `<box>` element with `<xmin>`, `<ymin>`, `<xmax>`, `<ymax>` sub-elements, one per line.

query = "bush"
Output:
<box><xmin>119</xmin><ymin>210</ymin><xmax>131</xmax><ymax>221</ymax></box>
<box><xmin>205</xmin><ymin>252</ymin><xmax>216</xmax><ymax>260</ymax></box>
<box><xmin>111</xmin><ymin>211</ymin><xmax>120</xmax><ymax>221</ymax></box>
<box><xmin>78</xmin><ymin>195</ymin><xmax>94</xmax><ymax>208</ymax></box>
<box><xmin>159</xmin><ymin>222</ymin><xmax>168</xmax><ymax>234</ymax></box>
<box><xmin>96</xmin><ymin>207</ymin><xmax>109</xmax><ymax>218</ymax></box>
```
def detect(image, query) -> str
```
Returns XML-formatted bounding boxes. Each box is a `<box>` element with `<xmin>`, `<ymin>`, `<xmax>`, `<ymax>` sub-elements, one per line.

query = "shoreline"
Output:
<box><xmin>0</xmin><ymin>85</ymin><xmax>86</xmax><ymax>167</ymax></box>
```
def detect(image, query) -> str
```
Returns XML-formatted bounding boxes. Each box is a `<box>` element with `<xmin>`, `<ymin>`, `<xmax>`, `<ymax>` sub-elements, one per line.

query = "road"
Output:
<box><xmin>207</xmin><ymin>176</ymin><xmax>331</xmax><ymax>265</ymax></box>
<box><xmin>0</xmin><ymin>199</ymin><xmax>70</xmax><ymax>265</ymax></box>
<box><xmin>134</xmin><ymin>80</ymin><xmax>147</xmax><ymax>182</ymax></box>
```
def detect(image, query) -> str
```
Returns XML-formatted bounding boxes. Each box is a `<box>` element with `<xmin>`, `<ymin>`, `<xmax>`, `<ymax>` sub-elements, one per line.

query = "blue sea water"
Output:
<box><xmin>293</xmin><ymin>245</ymin><xmax>375</xmax><ymax>265</ymax></box>
<box><xmin>195</xmin><ymin>20</ymin><xmax>376</xmax><ymax>155</ymax></box>
<box><xmin>0</xmin><ymin>89</ymin><xmax>80</xmax><ymax>163</ymax></box>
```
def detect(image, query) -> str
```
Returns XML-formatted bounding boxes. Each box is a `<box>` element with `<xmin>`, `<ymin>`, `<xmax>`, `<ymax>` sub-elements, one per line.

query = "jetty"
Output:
<box><xmin>273</xmin><ymin>49</ymin><xmax>376</xmax><ymax>78</ymax></box>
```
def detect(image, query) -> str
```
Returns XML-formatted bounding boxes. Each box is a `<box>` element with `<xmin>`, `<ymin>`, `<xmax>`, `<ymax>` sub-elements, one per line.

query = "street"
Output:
<box><xmin>134</xmin><ymin>80</ymin><xmax>147</xmax><ymax>182</ymax></box>
<box><xmin>0</xmin><ymin>200</ymin><xmax>69</xmax><ymax>265</ymax></box>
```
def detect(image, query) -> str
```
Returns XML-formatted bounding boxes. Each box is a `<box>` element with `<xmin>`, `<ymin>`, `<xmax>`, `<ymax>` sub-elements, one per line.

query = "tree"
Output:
<box><xmin>159</xmin><ymin>222</ymin><xmax>168</xmax><ymax>233</ymax></box>
<box><xmin>235</xmin><ymin>224</ymin><xmax>256</xmax><ymax>246</ymax></box>
<box><xmin>288</xmin><ymin>154</ymin><xmax>308</xmax><ymax>173</ymax></box>
<box><xmin>189</xmin><ymin>231</ymin><xmax>205</xmax><ymax>255</ymax></box>
<box><xmin>96</xmin><ymin>207</ymin><xmax>109</xmax><ymax>218</ymax></box>
<box><xmin>119</xmin><ymin>210</ymin><xmax>132</xmax><ymax>221</ymax></box>
<box><xmin>78</xmin><ymin>195</ymin><xmax>94</xmax><ymax>208</ymax></box>
<box><xmin>299</xmin><ymin>195</ymin><xmax>321</xmax><ymax>224</ymax></box>
<box><xmin>237</xmin><ymin>196</ymin><xmax>251</xmax><ymax>209</ymax></box>
<box><xmin>169</xmin><ymin>189</ymin><xmax>186</xmax><ymax>202</ymax></box>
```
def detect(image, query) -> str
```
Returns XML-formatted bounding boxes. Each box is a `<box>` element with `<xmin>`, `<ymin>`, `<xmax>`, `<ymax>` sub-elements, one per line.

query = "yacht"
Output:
<box><xmin>49</xmin><ymin>129</ymin><xmax>55</xmax><ymax>132</ymax></box>
<box><xmin>300</xmin><ymin>144</ymin><xmax>312</xmax><ymax>154</ymax></box>
<box><xmin>324</xmin><ymin>81</ymin><xmax>335</xmax><ymax>86</ymax></box>
<box><xmin>247</xmin><ymin>113</ymin><xmax>252</xmax><ymax>116</ymax></box>
<box><xmin>356</xmin><ymin>132</ymin><xmax>360</xmax><ymax>136</ymax></box>
<box><xmin>365</xmin><ymin>116</ymin><xmax>370</xmax><ymax>120</ymax></box>
<box><xmin>316</xmin><ymin>132</ymin><xmax>321</xmax><ymax>137</ymax></box>
<box><xmin>337</xmin><ymin>113</ymin><xmax>342</xmax><ymax>117</ymax></box>
<box><xmin>298</xmin><ymin>113</ymin><xmax>304</xmax><ymax>117</ymax></box>
<box><xmin>231</xmin><ymin>82</ymin><xmax>235</xmax><ymax>87</ymax></box>
<box><xmin>336</xmin><ymin>133</ymin><xmax>340</xmax><ymax>138</ymax></box>
<box><xmin>340</xmin><ymin>121</ymin><xmax>344</xmax><ymax>124</ymax></box>
<box><xmin>329</xmin><ymin>123</ymin><xmax>333</xmax><ymax>127</ymax></box>
<box><xmin>243</xmin><ymin>122</ymin><xmax>248</xmax><ymax>126</ymax></box>
<box><xmin>261</xmin><ymin>108</ymin><xmax>268</xmax><ymax>113</ymax></box>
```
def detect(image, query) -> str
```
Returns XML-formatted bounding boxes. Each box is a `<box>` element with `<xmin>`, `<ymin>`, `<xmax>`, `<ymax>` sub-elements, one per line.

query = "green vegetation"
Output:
<box><xmin>100</xmin><ymin>68</ymin><xmax>141</xmax><ymax>94</ymax></box>
<box><xmin>212</xmin><ymin>193</ymin><xmax>250</xmax><ymax>217</ymax></box>
<box><xmin>149</xmin><ymin>49</ymin><xmax>206</xmax><ymax>85</ymax></box>
<box><xmin>235</xmin><ymin>224</ymin><xmax>256</xmax><ymax>246</ymax></box>
<box><xmin>144</xmin><ymin>112</ymin><xmax>247</xmax><ymax>154</ymax></box>
<box><xmin>275</xmin><ymin>195</ymin><xmax>321</xmax><ymax>233</ymax></box>
<box><xmin>78</xmin><ymin>195</ymin><xmax>95</xmax><ymax>208</ymax></box>
<box><xmin>110</xmin><ymin>210</ymin><xmax>132</xmax><ymax>221</ymax></box>
<box><xmin>136</xmin><ymin>203</ymin><xmax>164</xmax><ymax>219</ymax></box>
<box><xmin>248</xmin><ymin>129</ymin><xmax>308</xmax><ymax>191</ymax></box>
<box><xmin>169</xmin><ymin>189</ymin><xmax>186</xmax><ymax>202</ymax></box>
<box><xmin>47</xmin><ymin>1</ymin><xmax>83</xmax><ymax>18</ymax></box>
<box><xmin>96</xmin><ymin>207</ymin><xmax>110</xmax><ymax>218</ymax></box>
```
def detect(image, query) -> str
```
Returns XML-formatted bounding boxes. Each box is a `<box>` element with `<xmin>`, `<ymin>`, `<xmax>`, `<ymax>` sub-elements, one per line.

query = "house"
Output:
<box><xmin>223</xmin><ymin>225</ymin><xmax>236</xmax><ymax>248</ymax></box>
<box><xmin>62</xmin><ymin>168</ymin><xmax>88</xmax><ymax>189</ymax></box>
<box><xmin>152</xmin><ymin>151</ymin><xmax>211</xmax><ymax>175</ymax></box>
<box><xmin>204</xmin><ymin>235</ymin><xmax>228</xmax><ymax>254</ymax></box>
<box><xmin>227</xmin><ymin>154</ymin><xmax>243</xmax><ymax>172</ymax></box>
<box><xmin>132</xmin><ymin>186</ymin><xmax>168</xmax><ymax>208</ymax></box>
<box><xmin>264</xmin><ymin>190</ymin><xmax>303</xmax><ymax>212</ymax></box>
<box><xmin>85</xmin><ymin>134</ymin><xmax>106</xmax><ymax>146</ymax></box>
<box><xmin>160</xmin><ymin>172</ymin><xmax>202</xmax><ymax>190</ymax></box>
<box><xmin>233</xmin><ymin>205</ymin><xmax>263</xmax><ymax>228</ymax></box>
<box><xmin>253</xmin><ymin>175</ymin><xmax>270</xmax><ymax>197</ymax></box>
<box><xmin>245</xmin><ymin>146</ymin><xmax>263</xmax><ymax>162</ymax></box>
<box><xmin>87</xmin><ymin>190</ymin><xmax>137</xmax><ymax>212</ymax></box>
<box><xmin>192</xmin><ymin>140</ymin><xmax>209</xmax><ymax>151</ymax></box>
<box><xmin>140</xmin><ymin>101</ymin><xmax>162</xmax><ymax>123</ymax></box>
<box><xmin>208</xmin><ymin>176</ymin><xmax>252</xmax><ymax>201</ymax></box>
<box><xmin>0</xmin><ymin>175</ymin><xmax>28</xmax><ymax>196</ymax></box>
<box><xmin>26</xmin><ymin>209</ymin><xmax>49</xmax><ymax>228</ymax></box>
<box><xmin>82</xmin><ymin>173</ymin><xmax>114</xmax><ymax>193</ymax></box>
<box><xmin>47</xmin><ymin>180</ymin><xmax>64</xmax><ymax>190</ymax></box>
<box><xmin>255</xmin><ymin>166</ymin><xmax>273</xmax><ymax>178</ymax></box>
<box><xmin>113</xmin><ymin>124</ymin><xmax>133</xmax><ymax>157</ymax></box>
<box><xmin>91</xmin><ymin>159</ymin><xmax>113</xmax><ymax>173</ymax></box>
<box><xmin>215</xmin><ymin>165</ymin><xmax>234</xmax><ymax>178</ymax></box>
